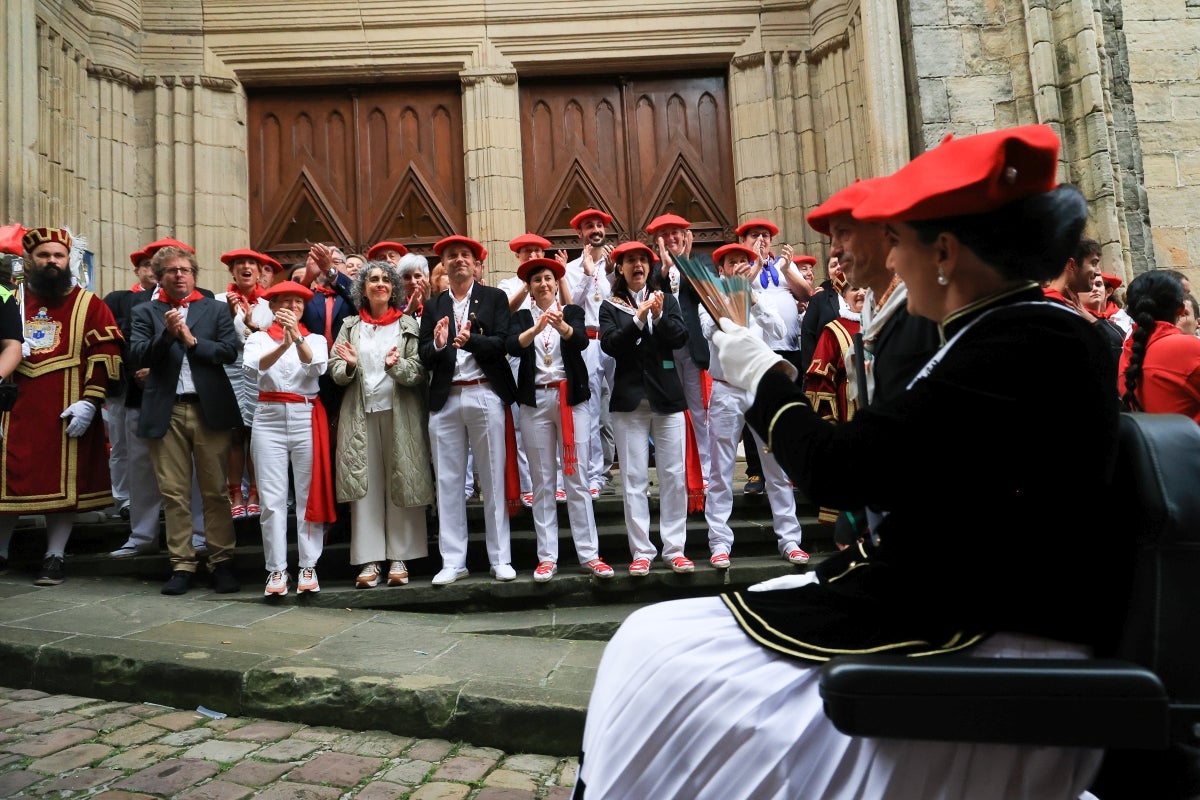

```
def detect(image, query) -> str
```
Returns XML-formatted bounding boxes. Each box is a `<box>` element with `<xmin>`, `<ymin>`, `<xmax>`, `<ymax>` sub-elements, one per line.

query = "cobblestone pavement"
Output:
<box><xmin>0</xmin><ymin>687</ymin><xmax>577</xmax><ymax>799</ymax></box>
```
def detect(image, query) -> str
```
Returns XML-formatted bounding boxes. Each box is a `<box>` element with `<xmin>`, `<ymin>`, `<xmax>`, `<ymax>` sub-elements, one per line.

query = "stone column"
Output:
<box><xmin>729</xmin><ymin>52</ymin><xmax>785</xmax><ymax>235</ymax></box>
<box><xmin>0</xmin><ymin>0</ymin><xmax>39</xmax><ymax>227</ymax></box>
<box><xmin>460</xmin><ymin>68</ymin><xmax>525</xmax><ymax>278</ymax></box>
<box><xmin>859</xmin><ymin>0</ymin><xmax>910</xmax><ymax>174</ymax></box>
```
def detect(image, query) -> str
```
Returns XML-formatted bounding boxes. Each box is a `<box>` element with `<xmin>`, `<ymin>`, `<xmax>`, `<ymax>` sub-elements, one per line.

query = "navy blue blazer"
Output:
<box><xmin>600</xmin><ymin>292</ymin><xmax>689</xmax><ymax>414</ymax></box>
<box><xmin>418</xmin><ymin>282</ymin><xmax>517</xmax><ymax>412</ymax></box>
<box><xmin>130</xmin><ymin>295</ymin><xmax>241</xmax><ymax>438</ymax></box>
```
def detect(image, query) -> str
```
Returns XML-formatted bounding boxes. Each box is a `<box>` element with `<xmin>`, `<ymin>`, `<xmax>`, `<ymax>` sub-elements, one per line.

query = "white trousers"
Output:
<box><xmin>106</xmin><ymin>396</ymin><xmax>130</xmax><ymax>507</ymax></box>
<box><xmin>673</xmin><ymin>347</ymin><xmax>710</xmax><ymax>483</ymax></box>
<box><xmin>124</xmin><ymin>407</ymin><xmax>205</xmax><ymax>550</ymax></box>
<box><xmin>251</xmin><ymin>401</ymin><xmax>324</xmax><ymax>572</ymax></box>
<box><xmin>612</xmin><ymin>401</ymin><xmax>687</xmax><ymax>562</ymax></box>
<box><xmin>519</xmin><ymin>387</ymin><xmax>599</xmax><ymax>564</ymax></box>
<box><xmin>429</xmin><ymin>383</ymin><xmax>511</xmax><ymax>569</ymax></box>
<box><xmin>582</xmin><ymin>337</ymin><xmax>607</xmax><ymax>490</ymax></box>
<box><xmin>706</xmin><ymin>382</ymin><xmax>803</xmax><ymax>555</ymax></box>
<box><xmin>350</xmin><ymin>410</ymin><xmax>428</xmax><ymax>565</ymax></box>
<box><xmin>577</xmin><ymin>597</ymin><xmax>1102</xmax><ymax>800</ymax></box>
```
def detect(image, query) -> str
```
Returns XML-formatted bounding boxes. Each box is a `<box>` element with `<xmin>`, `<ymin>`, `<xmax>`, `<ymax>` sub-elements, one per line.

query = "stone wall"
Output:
<box><xmin>3</xmin><ymin>0</ymin><xmax>1195</xmax><ymax>294</ymax></box>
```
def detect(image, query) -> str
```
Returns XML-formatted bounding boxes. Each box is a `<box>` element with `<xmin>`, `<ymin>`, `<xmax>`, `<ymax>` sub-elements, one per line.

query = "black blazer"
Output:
<box><xmin>669</xmin><ymin>253</ymin><xmax>716</xmax><ymax>369</ymax></box>
<box><xmin>130</xmin><ymin>296</ymin><xmax>242</xmax><ymax>438</ymax></box>
<box><xmin>418</xmin><ymin>283</ymin><xmax>517</xmax><ymax>412</ymax></box>
<box><xmin>600</xmin><ymin>292</ymin><xmax>689</xmax><ymax>414</ymax></box>
<box><xmin>506</xmin><ymin>304</ymin><xmax>590</xmax><ymax>407</ymax></box>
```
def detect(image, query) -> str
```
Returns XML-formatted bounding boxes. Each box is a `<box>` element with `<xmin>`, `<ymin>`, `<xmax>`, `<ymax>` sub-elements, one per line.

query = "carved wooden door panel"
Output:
<box><xmin>247</xmin><ymin>84</ymin><xmax>465</xmax><ymax>266</ymax></box>
<box><xmin>519</xmin><ymin>73</ymin><xmax>734</xmax><ymax>250</ymax></box>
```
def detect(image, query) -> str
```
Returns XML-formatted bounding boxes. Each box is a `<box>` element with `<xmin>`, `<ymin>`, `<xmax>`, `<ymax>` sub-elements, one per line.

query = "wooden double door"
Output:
<box><xmin>248</xmin><ymin>84</ymin><xmax>466</xmax><ymax>265</ymax></box>
<box><xmin>520</xmin><ymin>73</ymin><xmax>735</xmax><ymax>250</ymax></box>
<box><xmin>247</xmin><ymin>72</ymin><xmax>735</xmax><ymax>264</ymax></box>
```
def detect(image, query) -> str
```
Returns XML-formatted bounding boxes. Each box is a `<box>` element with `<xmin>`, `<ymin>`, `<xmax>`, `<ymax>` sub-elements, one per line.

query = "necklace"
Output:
<box><xmin>537</xmin><ymin>303</ymin><xmax>558</xmax><ymax>366</ymax></box>
<box><xmin>452</xmin><ymin>288</ymin><xmax>472</xmax><ymax>334</ymax></box>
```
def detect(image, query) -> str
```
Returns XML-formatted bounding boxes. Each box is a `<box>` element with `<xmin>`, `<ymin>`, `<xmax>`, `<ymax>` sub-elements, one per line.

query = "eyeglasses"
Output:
<box><xmin>161</xmin><ymin>267</ymin><xmax>195</xmax><ymax>276</ymax></box>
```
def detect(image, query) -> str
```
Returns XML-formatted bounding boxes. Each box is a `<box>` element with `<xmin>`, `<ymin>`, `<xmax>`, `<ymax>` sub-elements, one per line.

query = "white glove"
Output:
<box><xmin>61</xmin><ymin>400</ymin><xmax>97</xmax><ymax>438</ymax></box>
<box><xmin>747</xmin><ymin>571</ymin><xmax>819</xmax><ymax>592</ymax></box>
<box><xmin>711</xmin><ymin>318</ymin><xmax>798</xmax><ymax>392</ymax></box>
<box><xmin>21</xmin><ymin>338</ymin><xmax>32</xmax><ymax>358</ymax></box>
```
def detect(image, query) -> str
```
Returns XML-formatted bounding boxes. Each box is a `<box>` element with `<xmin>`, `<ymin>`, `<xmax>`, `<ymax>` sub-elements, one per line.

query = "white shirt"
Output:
<box><xmin>354</xmin><ymin>319</ymin><xmax>401</xmax><ymax>412</ymax></box>
<box><xmin>564</xmin><ymin>253</ymin><xmax>612</xmax><ymax>329</ymax></box>
<box><xmin>242</xmin><ymin>329</ymin><xmax>329</xmax><ymax>397</ymax></box>
<box><xmin>531</xmin><ymin>304</ymin><xmax>567</xmax><ymax>384</ymax></box>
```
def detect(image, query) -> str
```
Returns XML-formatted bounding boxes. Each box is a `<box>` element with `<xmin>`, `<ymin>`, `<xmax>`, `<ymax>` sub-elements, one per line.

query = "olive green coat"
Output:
<box><xmin>329</xmin><ymin>314</ymin><xmax>434</xmax><ymax>508</ymax></box>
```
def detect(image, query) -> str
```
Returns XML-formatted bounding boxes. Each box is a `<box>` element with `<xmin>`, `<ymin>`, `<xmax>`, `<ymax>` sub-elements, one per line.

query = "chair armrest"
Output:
<box><xmin>819</xmin><ymin>656</ymin><xmax>1169</xmax><ymax>749</ymax></box>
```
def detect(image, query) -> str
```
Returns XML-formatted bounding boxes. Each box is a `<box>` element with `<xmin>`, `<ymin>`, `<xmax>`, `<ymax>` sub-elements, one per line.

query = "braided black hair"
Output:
<box><xmin>1120</xmin><ymin>270</ymin><xmax>1185</xmax><ymax>411</ymax></box>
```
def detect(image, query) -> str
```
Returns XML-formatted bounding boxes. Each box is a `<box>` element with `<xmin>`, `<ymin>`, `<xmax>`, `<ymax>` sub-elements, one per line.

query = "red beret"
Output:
<box><xmin>734</xmin><ymin>219</ymin><xmax>779</xmax><ymax>238</ymax></box>
<box><xmin>646</xmin><ymin>214</ymin><xmax>691</xmax><ymax>234</ymax></box>
<box><xmin>260</xmin><ymin>280</ymin><xmax>314</xmax><ymax>303</ymax></box>
<box><xmin>517</xmin><ymin>256</ymin><xmax>565</xmax><ymax>283</ymax></box>
<box><xmin>509</xmin><ymin>233</ymin><xmax>552</xmax><ymax>253</ymax></box>
<box><xmin>0</xmin><ymin>224</ymin><xmax>27</xmax><ymax>256</ymax></box>
<box><xmin>366</xmin><ymin>240</ymin><xmax>408</xmax><ymax>260</ymax></box>
<box><xmin>22</xmin><ymin>227</ymin><xmax>72</xmax><ymax>253</ymax></box>
<box><xmin>712</xmin><ymin>243</ymin><xmax>759</xmax><ymax>266</ymax></box>
<box><xmin>1101</xmin><ymin>273</ymin><xmax>1122</xmax><ymax>290</ymax></box>
<box><xmin>570</xmin><ymin>209</ymin><xmax>613</xmax><ymax>230</ymax></box>
<box><xmin>611</xmin><ymin>241</ymin><xmax>659</xmax><ymax>264</ymax></box>
<box><xmin>806</xmin><ymin>178</ymin><xmax>884</xmax><ymax>236</ymax></box>
<box><xmin>433</xmin><ymin>235</ymin><xmax>486</xmax><ymax>261</ymax></box>
<box><xmin>143</xmin><ymin>237</ymin><xmax>195</xmax><ymax>256</ymax></box>
<box><xmin>129</xmin><ymin>248</ymin><xmax>150</xmax><ymax>267</ymax></box>
<box><xmin>220</xmin><ymin>248</ymin><xmax>282</xmax><ymax>273</ymax></box>
<box><xmin>792</xmin><ymin>254</ymin><xmax>818</xmax><ymax>267</ymax></box>
<box><xmin>854</xmin><ymin>124</ymin><xmax>1061</xmax><ymax>223</ymax></box>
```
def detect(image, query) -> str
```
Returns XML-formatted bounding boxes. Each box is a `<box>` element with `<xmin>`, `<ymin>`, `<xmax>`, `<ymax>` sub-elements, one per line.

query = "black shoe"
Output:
<box><xmin>211</xmin><ymin>562</ymin><xmax>240</xmax><ymax>594</ymax></box>
<box><xmin>33</xmin><ymin>555</ymin><xmax>65</xmax><ymax>586</ymax></box>
<box><xmin>119</xmin><ymin>505</ymin><xmax>130</xmax><ymax>521</ymax></box>
<box><xmin>161</xmin><ymin>570</ymin><xmax>192</xmax><ymax>595</ymax></box>
<box><xmin>743</xmin><ymin>475</ymin><xmax>765</xmax><ymax>496</ymax></box>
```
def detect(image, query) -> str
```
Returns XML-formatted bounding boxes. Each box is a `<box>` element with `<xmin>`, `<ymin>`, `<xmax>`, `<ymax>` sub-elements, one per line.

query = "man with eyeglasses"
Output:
<box><xmin>131</xmin><ymin>245</ymin><xmax>242</xmax><ymax>596</ymax></box>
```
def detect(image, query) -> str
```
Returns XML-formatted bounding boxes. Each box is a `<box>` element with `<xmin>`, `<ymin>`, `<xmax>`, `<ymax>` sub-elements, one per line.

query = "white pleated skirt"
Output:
<box><xmin>575</xmin><ymin>596</ymin><xmax>1102</xmax><ymax>800</ymax></box>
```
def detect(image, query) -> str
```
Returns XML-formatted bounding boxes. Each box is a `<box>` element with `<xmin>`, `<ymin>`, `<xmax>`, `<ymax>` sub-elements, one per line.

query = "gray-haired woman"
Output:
<box><xmin>329</xmin><ymin>260</ymin><xmax>434</xmax><ymax>588</ymax></box>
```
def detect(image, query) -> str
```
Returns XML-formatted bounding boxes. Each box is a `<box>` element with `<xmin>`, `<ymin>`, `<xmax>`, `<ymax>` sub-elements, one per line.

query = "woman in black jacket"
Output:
<box><xmin>507</xmin><ymin>258</ymin><xmax>614</xmax><ymax>582</ymax></box>
<box><xmin>599</xmin><ymin>241</ymin><xmax>695</xmax><ymax>576</ymax></box>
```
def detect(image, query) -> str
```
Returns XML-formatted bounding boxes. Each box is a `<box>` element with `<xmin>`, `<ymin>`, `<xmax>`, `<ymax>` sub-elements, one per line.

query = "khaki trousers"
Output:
<box><xmin>148</xmin><ymin>401</ymin><xmax>235</xmax><ymax>572</ymax></box>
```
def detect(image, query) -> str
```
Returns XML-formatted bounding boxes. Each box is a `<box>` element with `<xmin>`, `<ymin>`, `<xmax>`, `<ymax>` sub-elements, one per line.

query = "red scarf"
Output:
<box><xmin>226</xmin><ymin>283</ymin><xmax>263</xmax><ymax>304</ymax></box>
<box><xmin>265</xmin><ymin>322</ymin><xmax>312</xmax><ymax>340</ymax></box>
<box><xmin>359</xmin><ymin>307</ymin><xmax>404</xmax><ymax>327</ymax></box>
<box><xmin>256</xmin><ymin>392</ymin><xmax>335</xmax><ymax>523</ymax></box>
<box><xmin>154</xmin><ymin>288</ymin><xmax>204</xmax><ymax>308</ymax></box>
<box><xmin>312</xmin><ymin>284</ymin><xmax>337</xmax><ymax>296</ymax></box>
<box><xmin>130</xmin><ymin>284</ymin><xmax>146</xmax><ymax>293</ymax></box>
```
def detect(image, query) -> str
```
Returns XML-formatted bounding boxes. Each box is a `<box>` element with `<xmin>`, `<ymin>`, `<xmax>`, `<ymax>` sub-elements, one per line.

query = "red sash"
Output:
<box><xmin>504</xmin><ymin>406</ymin><xmax>521</xmax><ymax>515</ymax></box>
<box><xmin>257</xmin><ymin>391</ymin><xmax>335</xmax><ymax>524</ymax></box>
<box><xmin>558</xmin><ymin>380</ymin><xmax>578</xmax><ymax>475</ymax></box>
<box><xmin>683</xmin><ymin>410</ymin><xmax>706</xmax><ymax>513</ymax></box>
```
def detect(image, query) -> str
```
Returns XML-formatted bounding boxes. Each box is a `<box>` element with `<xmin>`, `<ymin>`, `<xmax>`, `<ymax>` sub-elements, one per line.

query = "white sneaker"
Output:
<box><xmin>264</xmin><ymin>570</ymin><xmax>289</xmax><ymax>596</ymax></box>
<box><xmin>296</xmin><ymin>567</ymin><xmax>320</xmax><ymax>593</ymax></box>
<box><xmin>432</xmin><ymin>566</ymin><xmax>469</xmax><ymax>586</ymax></box>
<box><xmin>356</xmin><ymin>562</ymin><xmax>381</xmax><ymax>589</ymax></box>
<box><xmin>491</xmin><ymin>563</ymin><xmax>516</xmax><ymax>581</ymax></box>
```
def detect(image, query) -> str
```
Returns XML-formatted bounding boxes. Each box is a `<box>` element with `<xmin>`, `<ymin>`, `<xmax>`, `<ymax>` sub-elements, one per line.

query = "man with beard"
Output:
<box><xmin>564</xmin><ymin>210</ymin><xmax>617</xmax><ymax>497</ymax></box>
<box><xmin>1043</xmin><ymin>235</ymin><xmax>1100</xmax><ymax>316</ymax></box>
<box><xmin>0</xmin><ymin>227</ymin><xmax>123</xmax><ymax>585</ymax></box>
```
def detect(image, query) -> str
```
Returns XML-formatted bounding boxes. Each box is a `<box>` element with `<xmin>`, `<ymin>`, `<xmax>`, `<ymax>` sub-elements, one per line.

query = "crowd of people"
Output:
<box><xmin>0</xmin><ymin>127</ymin><xmax>1196</xmax><ymax>605</ymax></box>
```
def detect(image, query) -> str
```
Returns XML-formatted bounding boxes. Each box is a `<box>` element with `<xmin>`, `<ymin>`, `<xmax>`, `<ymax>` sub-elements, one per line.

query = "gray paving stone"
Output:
<box><xmin>483</xmin><ymin>768</ymin><xmax>538</xmax><ymax>790</ymax></box>
<box><xmin>159</xmin><ymin>727</ymin><xmax>217</xmax><ymax>747</ymax></box>
<box><xmin>332</xmin><ymin>729</ymin><xmax>412</xmax><ymax>758</ymax></box>
<box><xmin>474</xmin><ymin>789</ymin><xmax>537</xmax><ymax>800</ymax></box>
<box><xmin>408</xmin><ymin>783</ymin><xmax>470</xmax><ymax>800</ymax></box>
<box><xmin>381</xmin><ymin>757</ymin><xmax>434</xmax><ymax>785</ymax></box>
<box><xmin>0</xmin><ymin>770</ymin><xmax>42</xmax><ymax>796</ymax></box>
<box><xmin>180</xmin><ymin>739</ymin><xmax>262</xmax><ymax>763</ymax></box>
<box><xmin>500</xmin><ymin>753</ymin><xmax>560</xmax><ymax>774</ymax></box>
<box><xmin>355</xmin><ymin>781</ymin><xmax>410</xmax><ymax>799</ymax></box>
<box><xmin>145</xmin><ymin>709</ymin><xmax>207</xmax><ymax>731</ymax></box>
<box><xmin>254</xmin><ymin>737</ymin><xmax>323</xmax><ymax>762</ymax></box>
<box><xmin>407</xmin><ymin>738</ymin><xmax>455</xmax><ymax>762</ymax></box>
<box><xmin>221</xmin><ymin>720</ymin><xmax>302</xmax><ymax>741</ymax></box>
<box><xmin>100</xmin><ymin>743</ymin><xmax>181</xmax><ymax>770</ymax></box>
<box><xmin>75</xmin><ymin>710</ymin><xmax>142</xmax><ymax>732</ymax></box>
<box><xmin>291</xmin><ymin>725</ymin><xmax>343</xmax><ymax>743</ymax></box>
<box><xmin>14</xmin><ymin>711</ymin><xmax>85</xmax><ymax>733</ymax></box>
<box><xmin>432</xmin><ymin>754</ymin><xmax>497</xmax><ymax>782</ymax></box>
<box><xmin>101</xmin><ymin>722</ymin><xmax>170</xmax><ymax>747</ymax></box>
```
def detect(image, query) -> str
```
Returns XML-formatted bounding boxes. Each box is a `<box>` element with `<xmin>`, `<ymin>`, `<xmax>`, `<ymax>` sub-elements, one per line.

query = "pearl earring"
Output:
<box><xmin>937</xmin><ymin>268</ymin><xmax>948</xmax><ymax>286</ymax></box>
